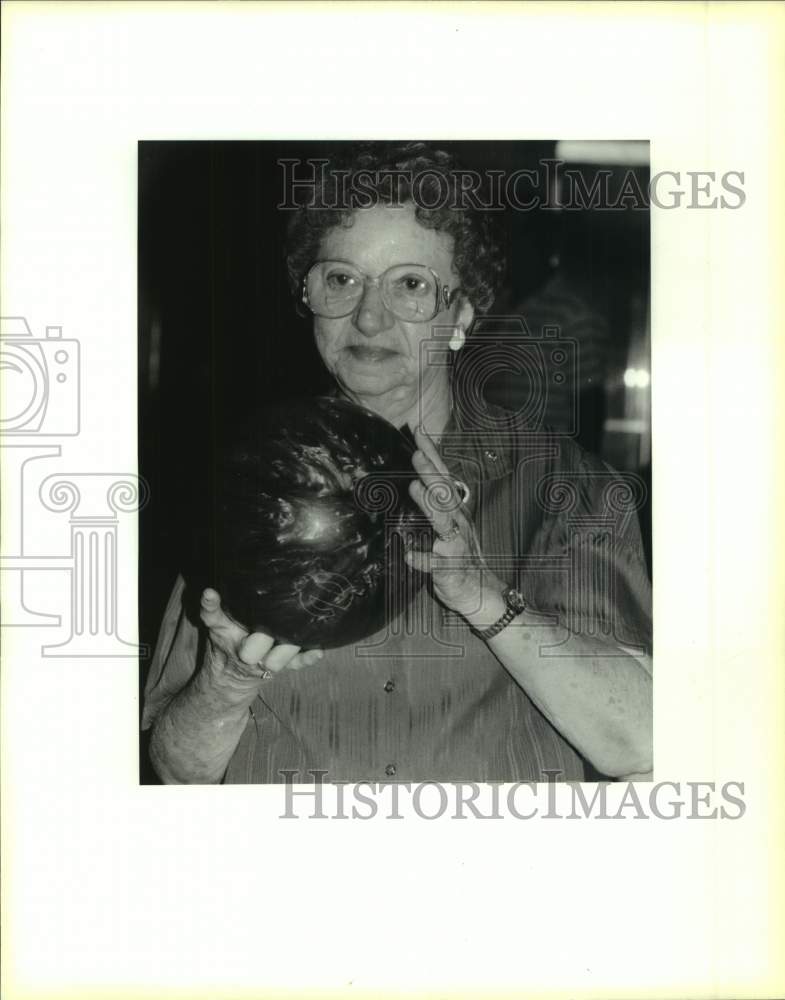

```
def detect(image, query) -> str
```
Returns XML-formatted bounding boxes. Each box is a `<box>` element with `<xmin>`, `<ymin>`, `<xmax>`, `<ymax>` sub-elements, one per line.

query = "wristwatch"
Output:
<box><xmin>472</xmin><ymin>586</ymin><xmax>527</xmax><ymax>641</ymax></box>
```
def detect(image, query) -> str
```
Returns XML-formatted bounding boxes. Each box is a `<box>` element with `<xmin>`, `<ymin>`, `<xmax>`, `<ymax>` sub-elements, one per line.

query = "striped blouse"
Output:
<box><xmin>142</xmin><ymin>404</ymin><xmax>652</xmax><ymax>784</ymax></box>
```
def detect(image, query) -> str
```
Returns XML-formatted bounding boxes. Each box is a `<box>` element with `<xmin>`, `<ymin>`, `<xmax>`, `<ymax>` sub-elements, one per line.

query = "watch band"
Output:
<box><xmin>472</xmin><ymin>587</ymin><xmax>527</xmax><ymax>641</ymax></box>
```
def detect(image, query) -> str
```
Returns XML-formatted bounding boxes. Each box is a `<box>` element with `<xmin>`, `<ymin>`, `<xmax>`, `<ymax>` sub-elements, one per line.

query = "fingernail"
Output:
<box><xmin>239</xmin><ymin>635</ymin><xmax>262</xmax><ymax>663</ymax></box>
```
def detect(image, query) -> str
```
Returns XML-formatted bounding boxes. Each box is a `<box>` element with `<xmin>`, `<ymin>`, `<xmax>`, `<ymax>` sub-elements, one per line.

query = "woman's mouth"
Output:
<box><xmin>345</xmin><ymin>345</ymin><xmax>399</xmax><ymax>363</ymax></box>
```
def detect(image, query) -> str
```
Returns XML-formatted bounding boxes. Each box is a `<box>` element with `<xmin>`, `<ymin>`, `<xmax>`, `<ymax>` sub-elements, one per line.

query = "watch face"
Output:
<box><xmin>505</xmin><ymin>588</ymin><xmax>527</xmax><ymax>614</ymax></box>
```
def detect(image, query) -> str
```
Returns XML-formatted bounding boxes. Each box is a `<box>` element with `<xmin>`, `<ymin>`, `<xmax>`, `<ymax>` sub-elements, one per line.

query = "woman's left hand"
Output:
<box><xmin>404</xmin><ymin>426</ymin><xmax>503</xmax><ymax>620</ymax></box>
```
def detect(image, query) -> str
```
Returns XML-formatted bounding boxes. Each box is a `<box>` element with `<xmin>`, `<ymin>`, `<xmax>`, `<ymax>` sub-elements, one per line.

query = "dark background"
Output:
<box><xmin>138</xmin><ymin>140</ymin><xmax>651</xmax><ymax>781</ymax></box>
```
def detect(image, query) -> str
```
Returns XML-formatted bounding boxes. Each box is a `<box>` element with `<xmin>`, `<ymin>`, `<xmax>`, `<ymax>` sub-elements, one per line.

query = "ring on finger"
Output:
<box><xmin>452</xmin><ymin>478</ymin><xmax>470</xmax><ymax>506</ymax></box>
<box><xmin>256</xmin><ymin>662</ymin><xmax>274</xmax><ymax>681</ymax></box>
<box><xmin>436</xmin><ymin>518</ymin><xmax>461</xmax><ymax>543</ymax></box>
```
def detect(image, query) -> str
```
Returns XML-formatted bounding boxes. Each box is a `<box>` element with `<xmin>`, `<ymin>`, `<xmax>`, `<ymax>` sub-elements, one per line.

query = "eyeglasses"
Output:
<box><xmin>302</xmin><ymin>260</ymin><xmax>458</xmax><ymax>323</ymax></box>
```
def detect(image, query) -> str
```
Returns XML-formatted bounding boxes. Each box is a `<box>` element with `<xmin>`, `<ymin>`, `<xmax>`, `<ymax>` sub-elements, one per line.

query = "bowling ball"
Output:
<box><xmin>213</xmin><ymin>396</ymin><xmax>430</xmax><ymax>648</ymax></box>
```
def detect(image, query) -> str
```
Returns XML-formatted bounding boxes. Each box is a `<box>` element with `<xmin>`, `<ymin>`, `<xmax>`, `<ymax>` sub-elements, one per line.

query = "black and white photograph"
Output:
<box><xmin>138</xmin><ymin>139</ymin><xmax>654</xmax><ymax>786</ymax></box>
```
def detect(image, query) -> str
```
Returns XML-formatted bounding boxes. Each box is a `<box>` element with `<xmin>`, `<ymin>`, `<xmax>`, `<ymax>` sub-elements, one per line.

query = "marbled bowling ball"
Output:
<box><xmin>214</xmin><ymin>396</ymin><xmax>429</xmax><ymax>648</ymax></box>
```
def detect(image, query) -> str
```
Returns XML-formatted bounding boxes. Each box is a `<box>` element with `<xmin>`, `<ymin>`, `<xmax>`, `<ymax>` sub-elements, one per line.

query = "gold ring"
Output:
<box><xmin>452</xmin><ymin>478</ymin><xmax>470</xmax><ymax>505</ymax></box>
<box><xmin>436</xmin><ymin>519</ymin><xmax>461</xmax><ymax>543</ymax></box>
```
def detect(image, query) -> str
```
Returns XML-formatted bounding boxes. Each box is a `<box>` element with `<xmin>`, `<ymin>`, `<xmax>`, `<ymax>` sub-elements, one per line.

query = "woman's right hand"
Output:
<box><xmin>150</xmin><ymin>587</ymin><xmax>324</xmax><ymax>784</ymax></box>
<box><xmin>199</xmin><ymin>588</ymin><xmax>323</xmax><ymax>703</ymax></box>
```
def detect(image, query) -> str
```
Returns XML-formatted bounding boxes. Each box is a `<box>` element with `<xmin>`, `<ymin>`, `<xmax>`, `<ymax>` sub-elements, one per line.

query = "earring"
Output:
<box><xmin>449</xmin><ymin>324</ymin><xmax>465</xmax><ymax>352</ymax></box>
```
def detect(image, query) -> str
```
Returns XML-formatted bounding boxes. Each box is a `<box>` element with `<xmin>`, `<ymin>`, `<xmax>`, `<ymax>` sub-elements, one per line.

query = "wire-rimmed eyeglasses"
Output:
<box><xmin>302</xmin><ymin>260</ymin><xmax>459</xmax><ymax>323</ymax></box>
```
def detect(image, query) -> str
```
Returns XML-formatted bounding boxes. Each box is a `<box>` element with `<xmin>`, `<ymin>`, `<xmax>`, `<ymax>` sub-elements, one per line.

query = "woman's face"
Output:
<box><xmin>313</xmin><ymin>204</ymin><xmax>474</xmax><ymax>419</ymax></box>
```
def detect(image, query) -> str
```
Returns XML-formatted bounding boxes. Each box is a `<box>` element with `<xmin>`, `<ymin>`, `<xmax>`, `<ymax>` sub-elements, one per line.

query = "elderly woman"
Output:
<box><xmin>144</xmin><ymin>142</ymin><xmax>652</xmax><ymax>784</ymax></box>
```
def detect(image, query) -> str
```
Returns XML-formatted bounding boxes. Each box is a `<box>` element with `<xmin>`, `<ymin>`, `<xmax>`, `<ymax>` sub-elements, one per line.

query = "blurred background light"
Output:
<box><xmin>623</xmin><ymin>367</ymin><xmax>651</xmax><ymax>389</ymax></box>
<box><xmin>555</xmin><ymin>140</ymin><xmax>650</xmax><ymax>166</ymax></box>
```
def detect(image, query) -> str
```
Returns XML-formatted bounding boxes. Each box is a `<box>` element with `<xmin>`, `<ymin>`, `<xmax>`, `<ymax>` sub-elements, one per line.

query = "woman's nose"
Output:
<box><xmin>353</xmin><ymin>282</ymin><xmax>395</xmax><ymax>337</ymax></box>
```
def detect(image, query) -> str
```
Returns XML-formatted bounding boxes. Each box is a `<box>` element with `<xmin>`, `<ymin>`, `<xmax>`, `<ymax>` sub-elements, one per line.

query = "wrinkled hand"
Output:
<box><xmin>404</xmin><ymin>427</ymin><xmax>504</xmax><ymax>620</ymax></box>
<box><xmin>199</xmin><ymin>588</ymin><xmax>323</xmax><ymax>697</ymax></box>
